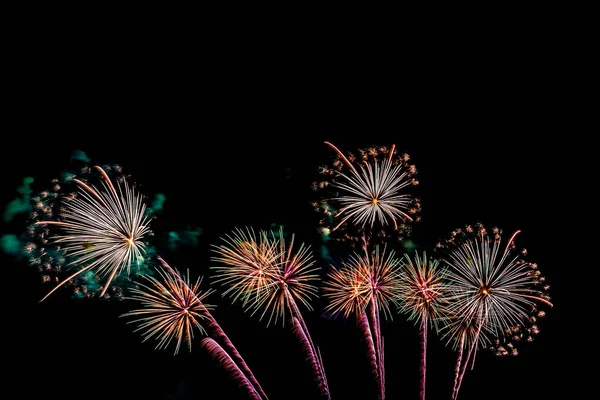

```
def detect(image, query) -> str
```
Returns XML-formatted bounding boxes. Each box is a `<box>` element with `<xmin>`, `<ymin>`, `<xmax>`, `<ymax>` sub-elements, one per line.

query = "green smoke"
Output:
<box><xmin>61</xmin><ymin>172</ymin><xmax>76</xmax><ymax>183</ymax></box>
<box><xmin>403</xmin><ymin>240</ymin><xmax>417</xmax><ymax>252</ymax></box>
<box><xmin>318</xmin><ymin>227</ymin><xmax>331</xmax><ymax>261</ymax></box>
<box><xmin>3</xmin><ymin>177</ymin><xmax>34</xmax><ymax>222</ymax></box>
<box><xmin>167</xmin><ymin>227</ymin><xmax>203</xmax><ymax>251</ymax></box>
<box><xmin>71</xmin><ymin>150</ymin><xmax>91</xmax><ymax>163</ymax></box>
<box><xmin>167</xmin><ymin>232</ymin><xmax>180</xmax><ymax>251</ymax></box>
<box><xmin>320</xmin><ymin>245</ymin><xmax>330</xmax><ymax>261</ymax></box>
<box><xmin>150</xmin><ymin>193</ymin><xmax>166</xmax><ymax>214</ymax></box>
<box><xmin>0</xmin><ymin>234</ymin><xmax>23</xmax><ymax>257</ymax></box>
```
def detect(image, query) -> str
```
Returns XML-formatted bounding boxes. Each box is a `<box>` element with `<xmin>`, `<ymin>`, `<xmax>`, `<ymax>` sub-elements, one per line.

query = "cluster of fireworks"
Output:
<box><xmin>15</xmin><ymin>142</ymin><xmax>552</xmax><ymax>400</ymax></box>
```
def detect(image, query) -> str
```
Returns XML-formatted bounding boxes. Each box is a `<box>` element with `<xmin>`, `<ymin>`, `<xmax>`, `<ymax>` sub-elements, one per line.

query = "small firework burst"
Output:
<box><xmin>397</xmin><ymin>251</ymin><xmax>449</xmax><ymax>330</ymax></box>
<box><xmin>488</xmin><ymin>302</ymin><xmax>548</xmax><ymax>357</ymax></box>
<box><xmin>312</xmin><ymin>142</ymin><xmax>420</xmax><ymax>248</ymax></box>
<box><xmin>30</xmin><ymin>165</ymin><xmax>153</xmax><ymax>301</ymax></box>
<box><xmin>323</xmin><ymin>245</ymin><xmax>403</xmax><ymax>320</ymax></box>
<box><xmin>256</xmin><ymin>229</ymin><xmax>320</xmax><ymax>327</ymax></box>
<box><xmin>209</xmin><ymin>226</ymin><xmax>280</xmax><ymax>311</ymax></box>
<box><xmin>122</xmin><ymin>261</ymin><xmax>215</xmax><ymax>355</ymax></box>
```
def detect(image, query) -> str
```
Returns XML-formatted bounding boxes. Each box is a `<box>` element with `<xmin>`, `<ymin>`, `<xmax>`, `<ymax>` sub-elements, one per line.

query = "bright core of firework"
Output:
<box><xmin>122</xmin><ymin>264</ymin><xmax>214</xmax><ymax>355</ymax></box>
<box><xmin>323</xmin><ymin>246</ymin><xmax>403</xmax><ymax>319</ymax></box>
<box><xmin>211</xmin><ymin>227</ymin><xmax>320</xmax><ymax>326</ymax></box>
<box><xmin>325</xmin><ymin>142</ymin><xmax>416</xmax><ymax>231</ymax></box>
<box><xmin>36</xmin><ymin>166</ymin><xmax>152</xmax><ymax>300</ymax></box>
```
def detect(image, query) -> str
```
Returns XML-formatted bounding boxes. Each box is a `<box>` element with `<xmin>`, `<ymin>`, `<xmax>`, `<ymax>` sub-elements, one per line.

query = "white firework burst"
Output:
<box><xmin>325</xmin><ymin>141</ymin><xmax>417</xmax><ymax>231</ymax></box>
<box><xmin>36</xmin><ymin>165</ymin><xmax>152</xmax><ymax>300</ymax></box>
<box><xmin>441</xmin><ymin>226</ymin><xmax>552</xmax><ymax>350</ymax></box>
<box><xmin>438</xmin><ymin>224</ymin><xmax>552</xmax><ymax>400</ymax></box>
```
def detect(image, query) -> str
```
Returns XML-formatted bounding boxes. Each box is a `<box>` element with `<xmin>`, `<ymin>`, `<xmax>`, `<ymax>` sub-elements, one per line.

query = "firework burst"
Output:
<box><xmin>210</xmin><ymin>226</ymin><xmax>280</xmax><ymax>314</ymax></box>
<box><xmin>312</xmin><ymin>142</ymin><xmax>421</xmax><ymax>247</ymax></box>
<box><xmin>436</xmin><ymin>223</ymin><xmax>552</xmax><ymax>400</ymax></box>
<box><xmin>397</xmin><ymin>251</ymin><xmax>449</xmax><ymax>400</ymax></box>
<box><xmin>211</xmin><ymin>227</ymin><xmax>329</xmax><ymax>399</ymax></box>
<box><xmin>324</xmin><ymin>245</ymin><xmax>403</xmax><ymax>320</ymax></box>
<box><xmin>124</xmin><ymin>257</ymin><xmax>269</xmax><ymax>399</ymax></box>
<box><xmin>323</xmin><ymin>245</ymin><xmax>403</xmax><ymax>400</ymax></box>
<box><xmin>33</xmin><ymin>165</ymin><xmax>152</xmax><ymax>301</ymax></box>
<box><xmin>121</xmin><ymin>260</ymin><xmax>214</xmax><ymax>355</ymax></box>
<box><xmin>211</xmin><ymin>226</ymin><xmax>320</xmax><ymax>327</ymax></box>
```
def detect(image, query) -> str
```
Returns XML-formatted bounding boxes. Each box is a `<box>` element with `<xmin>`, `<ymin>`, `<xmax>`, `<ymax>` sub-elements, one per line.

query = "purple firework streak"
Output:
<box><xmin>201</xmin><ymin>337</ymin><xmax>262</xmax><ymax>400</ymax></box>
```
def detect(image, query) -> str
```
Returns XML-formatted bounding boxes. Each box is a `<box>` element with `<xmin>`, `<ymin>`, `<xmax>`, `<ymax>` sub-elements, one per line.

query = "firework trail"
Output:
<box><xmin>201</xmin><ymin>307</ymin><xmax>270</xmax><ymax>400</ymax></box>
<box><xmin>397</xmin><ymin>251</ymin><xmax>449</xmax><ymax>400</ymax></box>
<box><xmin>123</xmin><ymin>257</ymin><xmax>268</xmax><ymax>399</ymax></box>
<box><xmin>323</xmin><ymin>245</ymin><xmax>403</xmax><ymax>400</ymax></box>
<box><xmin>34</xmin><ymin>165</ymin><xmax>152</xmax><ymax>301</ymax></box>
<box><xmin>312</xmin><ymin>142</ymin><xmax>420</xmax><ymax>248</ymax></box>
<box><xmin>291</xmin><ymin>315</ymin><xmax>329</xmax><ymax>398</ymax></box>
<box><xmin>201</xmin><ymin>337</ymin><xmax>262</xmax><ymax>400</ymax></box>
<box><xmin>436</xmin><ymin>224</ymin><xmax>553</xmax><ymax>400</ymax></box>
<box><xmin>356</xmin><ymin>310</ymin><xmax>379</xmax><ymax>383</ymax></box>
<box><xmin>211</xmin><ymin>227</ymin><xmax>329</xmax><ymax>399</ymax></box>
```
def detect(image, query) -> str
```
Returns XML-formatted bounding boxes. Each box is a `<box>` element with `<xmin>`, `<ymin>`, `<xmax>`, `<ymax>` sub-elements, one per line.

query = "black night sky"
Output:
<box><xmin>2</xmin><ymin>39</ymin><xmax>570</xmax><ymax>400</ymax></box>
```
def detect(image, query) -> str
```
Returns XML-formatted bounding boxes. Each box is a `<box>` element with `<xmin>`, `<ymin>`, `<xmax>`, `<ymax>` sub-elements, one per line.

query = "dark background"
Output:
<box><xmin>2</xmin><ymin>32</ymin><xmax>572</xmax><ymax>400</ymax></box>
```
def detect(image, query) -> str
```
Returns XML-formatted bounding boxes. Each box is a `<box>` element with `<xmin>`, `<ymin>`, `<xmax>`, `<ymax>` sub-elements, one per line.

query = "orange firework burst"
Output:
<box><xmin>211</xmin><ymin>226</ymin><xmax>320</xmax><ymax>327</ymax></box>
<box><xmin>397</xmin><ymin>251</ymin><xmax>449</xmax><ymax>331</ymax></box>
<box><xmin>323</xmin><ymin>245</ymin><xmax>403</xmax><ymax>320</ymax></box>
<box><xmin>122</xmin><ymin>258</ymin><xmax>215</xmax><ymax>355</ymax></box>
<box><xmin>210</xmin><ymin>226</ymin><xmax>280</xmax><ymax>312</ymax></box>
